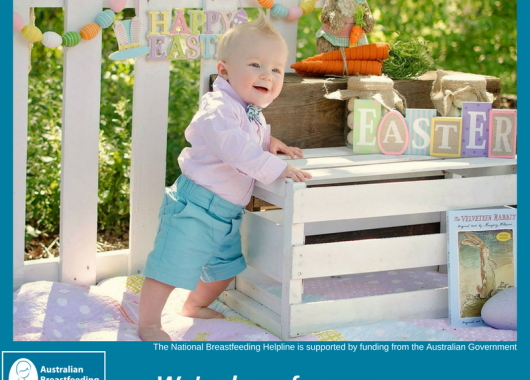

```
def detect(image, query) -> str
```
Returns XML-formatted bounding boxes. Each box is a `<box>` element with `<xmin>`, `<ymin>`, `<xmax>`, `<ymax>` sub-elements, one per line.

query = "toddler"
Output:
<box><xmin>138</xmin><ymin>11</ymin><xmax>312</xmax><ymax>341</ymax></box>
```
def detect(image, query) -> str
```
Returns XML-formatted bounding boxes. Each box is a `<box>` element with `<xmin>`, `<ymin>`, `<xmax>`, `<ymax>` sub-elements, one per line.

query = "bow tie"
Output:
<box><xmin>246</xmin><ymin>104</ymin><xmax>262</xmax><ymax>125</ymax></box>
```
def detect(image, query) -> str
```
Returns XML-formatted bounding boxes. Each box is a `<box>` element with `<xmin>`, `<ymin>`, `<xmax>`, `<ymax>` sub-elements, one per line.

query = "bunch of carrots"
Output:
<box><xmin>290</xmin><ymin>39</ymin><xmax>432</xmax><ymax>79</ymax></box>
<box><xmin>290</xmin><ymin>42</ymin><xmax>390</xmax><ymax>77</ymax></box>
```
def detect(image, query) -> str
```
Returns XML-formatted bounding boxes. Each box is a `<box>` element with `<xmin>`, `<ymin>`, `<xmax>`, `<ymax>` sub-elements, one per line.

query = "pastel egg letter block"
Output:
<box><xmin>488</xmin><ymin>110</ymin><xmax>517</xmax><ymax>158</ymax></box>
<box><xmin>378</xmin><ymin>111</ymin><xmax>409</xmax><ymax>155</ymax></box>
<box><xmin>352</xmin><ymin>99</ymin><xmax>381</xmax><ymax>154</ymax></box>
<box><xmin>430</xmin><ymin>117</ymin><xmax>462</xmax><ymax>157</ymax></box>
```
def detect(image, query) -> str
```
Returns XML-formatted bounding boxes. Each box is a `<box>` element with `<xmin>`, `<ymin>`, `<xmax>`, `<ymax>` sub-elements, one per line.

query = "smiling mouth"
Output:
<box><xmin>253</xmin><ymin>86</ymin><xmax>269</xmax><ymax>93</ymax></box>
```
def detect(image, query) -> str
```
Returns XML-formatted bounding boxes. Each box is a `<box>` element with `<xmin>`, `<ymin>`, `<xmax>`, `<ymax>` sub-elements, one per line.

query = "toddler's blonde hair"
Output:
<box><xmin>217</xmin><ymin>9</ymin><xmax>288</xmax><ymax>62</ymax></box>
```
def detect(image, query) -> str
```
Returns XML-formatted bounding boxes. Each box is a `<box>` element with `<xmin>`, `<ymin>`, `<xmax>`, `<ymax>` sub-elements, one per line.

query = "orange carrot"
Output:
<box><xmin>349</xmin><ymin>5</ymin><xmax>366</xmax><ymax>47</ymax></box>
<box><xmin>291</xmin><ymin>60</ymin><xmax>383</xmax><ymax>76</ymax></box>
<box><xmin>305</xmin><ymin>43</ymin><xmax>390</xmax><ymax>62</ymax></box>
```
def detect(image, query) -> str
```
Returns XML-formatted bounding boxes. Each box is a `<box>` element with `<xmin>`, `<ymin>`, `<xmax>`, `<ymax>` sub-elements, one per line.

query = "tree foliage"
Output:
<box><xmin>25</xmin><ymin>1</ymin><xmax>516</xmax><ymax>240</ymax></box>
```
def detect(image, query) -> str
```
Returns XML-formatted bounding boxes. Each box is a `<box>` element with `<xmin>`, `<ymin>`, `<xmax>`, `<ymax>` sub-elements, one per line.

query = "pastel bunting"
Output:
<box><xmin>286</xmin><ymin>6</ymin><xmax>303</xmax><ymax>20</ymax></box>
<box><xmin>271</xmin><ymin>3</ymin><xmax>289</xmax><ymax>18</ymax></box>
<box><xmin>62</xmin><ymin>31</ymin><xmax>82</xmax><ymax>47</ymax></box>
<box><xmin>41</xmin><ymin>31</ymin><xmax>63</xmax><ymax>48</ymax></box>
<box><xmin>13</xmin><ymin>12</ymin><xmax>24</xmax><ymax>31</ymax></box>
<box><xmin>80</xmin><ymin>23</ymin><xmax>100</xmax><ymax>40</ymax></box>
<box><xmin>258</xmin><ymin>0</ymin><xmax>275</xmax><ymax>9</ymax></box>
<box><xmin>22</xmin><ymin>25</ymin><xmax>43</xmax><ymax>42</ymax></box>
<box><xmin>110</xmin><ymin>0</ymin><xmax>127</xmax><ymax>13</ymax></box>
<box><xmin>96</xmin><ymin>10</ymin><xmax>115</xmax><ymax>29</ymax></box>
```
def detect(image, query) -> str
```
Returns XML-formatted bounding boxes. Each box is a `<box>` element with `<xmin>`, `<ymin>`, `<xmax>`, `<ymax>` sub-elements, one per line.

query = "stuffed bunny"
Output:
<box><xmin>316</xmin><ymin>0</ymin><xmax>375</xmax><ymax>54</ymax></box>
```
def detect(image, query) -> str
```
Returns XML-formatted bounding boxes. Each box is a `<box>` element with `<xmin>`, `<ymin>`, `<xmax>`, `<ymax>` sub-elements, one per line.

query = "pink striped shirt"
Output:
<box><xmin>178</xmin><ymin>77</ymin><xmax>287</xmax><ymax>206</ymax></box>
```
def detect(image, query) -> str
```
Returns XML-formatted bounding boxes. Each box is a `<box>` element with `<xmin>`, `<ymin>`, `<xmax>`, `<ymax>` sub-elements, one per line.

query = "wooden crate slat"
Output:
<box><xmin>235</xmin><ymin>275</ymin><xmax>282</xmax><ymax>314</ymax></box>
<box><xmin>293</xmin><ymin>174</ymin><xmax>516</xmax><ymax>224</ymax></box>
<box><xmin>220</xmin><ymin>290</ymin><xmax>281</xmax><ymax>337</ymax></box>
<box><xmin>59</xmin><ymin>0</ymin><xmax>103</xmax><ymax>285</ymax></box>
<box><xmin>241</xmin><ymin>212</ymin><xmax>284</xmax><ymax>282</ymax></box>
<box><xmin>302</xmin><ymin>157</ymin><xmax>517</xmax><ymax>186</ymax></box>
<box><xmin>289</xmin><ymin>288</ymin><xmax>448</xmax><ymax>338</ymax></box>
<box><xmin>292</xmin><ymin>234</ymin><xmax>447</xmax><ymax>279</ymax></box>
<box><xmin>13</xmin><ymin>6</ymin><xmax>31</xmax><ymax>291</ymax></box>
<box><xmin>24</xmin><ymin>257</ymin><xmax>60</xmax><ymax>284</ymax></box>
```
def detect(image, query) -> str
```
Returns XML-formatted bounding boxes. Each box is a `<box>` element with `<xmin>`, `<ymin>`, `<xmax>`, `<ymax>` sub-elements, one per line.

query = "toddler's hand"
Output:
<box><xmin>279</xmin><ymin>163</ymin><xmax>312</xmax><ymax>182</ymax></box>
<box><xmin>270</xmin><ymin>136</ymin><xmax>304</xmax><ymax>159</ymax></box>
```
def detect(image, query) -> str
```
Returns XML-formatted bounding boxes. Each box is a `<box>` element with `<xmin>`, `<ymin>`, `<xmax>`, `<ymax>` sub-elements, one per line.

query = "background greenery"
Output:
<box><xmin>25</xmin><ymin>1</ymin><xmax>517</xmax><ymax>243</ymax></box>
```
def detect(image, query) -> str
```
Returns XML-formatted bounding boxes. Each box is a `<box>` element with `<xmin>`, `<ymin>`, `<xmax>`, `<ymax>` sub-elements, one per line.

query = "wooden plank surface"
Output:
<box><xmin>59</xmin><ymin>0</ymin><xmax>103</xmax><ymax>285</ymax></box>
<box><xmin>290</xmin><ymin>288</ymin><xmax>448</xmax><ymax>338</ymax></box>
<box><xmin>292</xmin><ymin>174</ymin><xmax>517</xmax><ymax>224</ymax></box>
<box><xmin>292</xmin><ymin>234</ymin><xmax>447</xmax><ymax>279</ymax></box>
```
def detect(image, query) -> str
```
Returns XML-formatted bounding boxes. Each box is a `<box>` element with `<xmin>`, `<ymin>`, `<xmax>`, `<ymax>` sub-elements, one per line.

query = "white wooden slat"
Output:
<box><xmin>304</xmin><ymin>157</ymin><xmax>517</xmax><ymax>186</ymax></box>
<box><xmin>220</xmin><ymin>289</ymin><xmax>281</xmax><ymax>337</ymax></box>
<box><xmin>241</xmin><ymin>211</ymin><xmax>284</xmax><ymax>282</ymax></box>
<box><xmin>269</xmin><ymin>0</ymin><xmax>299</xmax><ymax>72</ymax></box>
<box><xmin>59</xmin><ymin>0</ymin><xmax>103</xmax><ymax>285</ymax></box>
<box><xmin>95</xmin><ymin>250</ymin><xmax>130</xmax><ymax>283</ymax></box>
<box><xmin>235</xmin><ymin>275</ymin><xmax>281</xmax><ymax>314</ymax></box>
<box><xmin>283</xmin><ymin>153</ymin><xmax>440</xmax><ymax>171</ymax></box>
<box><xmin>292</xmin><ymin>234</ymin><xmax>447</xmax><ymax>279</ymax></box>
<box><xmin>24</xmin><ymin>258</ymin><xmax>60</xmax><ymax>284</ymax></box>
<box><xmin>199</xmin><ymin>0</ymin><xmax>239</xmax><ymax>96</ymax></box>
<box><xmin>128</xmin><ymin>0</ymin><xmax>172</xmax><ymax>276</ymax></box>
<box><xmin>304</xmin><ymin>212</ymin><xmax>441</xmax><ymax>236</ymax></box>
<box><xmin>293</xmin><ymin>174</ymin><xmax>517</xmax><ymax>224</ymax></box>
<box><xmin>280</xmin><ymin>182</ymin><xmax>306</xmax><ymax>339</ymax></box>
<box><xmin>290</xmin><ymin>288</ymin><xmax>448</xmax><ymax>338</ymax></box>
<box><xmin>13</xmin><ymin>6</ymin><xmax>31</xmax><ymax>291</ymax></box>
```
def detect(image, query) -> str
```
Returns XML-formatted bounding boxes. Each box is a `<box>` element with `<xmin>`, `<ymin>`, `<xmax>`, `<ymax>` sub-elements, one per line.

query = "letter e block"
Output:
<box><xmin>461</xmin><ymin>102</ymin><xmax>492</xmax><ymax>157</ymax></box>
<box><xmin>352</xmin><ymin>99</ymin><xmax>381</xmax><ymax>154</ymax></box>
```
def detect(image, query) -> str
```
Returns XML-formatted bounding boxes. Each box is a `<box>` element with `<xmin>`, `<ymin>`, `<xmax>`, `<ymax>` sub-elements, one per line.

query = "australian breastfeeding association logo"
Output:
<box><xmin>8</xmin><ymin>358</ymin><xmax>38</xmax><ymax>380</ymax></box>
<box><xmin>3</xmin><ymin>352</ymin><xmax>105</xmax><ymax>380</ymax></box>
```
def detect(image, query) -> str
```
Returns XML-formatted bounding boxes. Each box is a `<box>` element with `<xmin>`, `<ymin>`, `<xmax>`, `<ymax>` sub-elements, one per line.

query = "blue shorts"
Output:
<box><xmin>143</xmin><ymin>175</ymin><xmax>246</xmax><ymax>290</ymax></box>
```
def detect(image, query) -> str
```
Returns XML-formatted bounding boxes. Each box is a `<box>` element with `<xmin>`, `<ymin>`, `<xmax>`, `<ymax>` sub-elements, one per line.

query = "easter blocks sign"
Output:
<box><xmin>405</xmin><ymin>109</ymin><xmax>437</xmax><ymax>155</ymax></box>
<box><xmin>352</xmin><ymin>99</ymin><xmax>381</xmax><ymax>154</ymax></box>
<box><xmin>461</xmin><ymin>102</ymin><xmax>492</xmax><ymax>157</ymax></box>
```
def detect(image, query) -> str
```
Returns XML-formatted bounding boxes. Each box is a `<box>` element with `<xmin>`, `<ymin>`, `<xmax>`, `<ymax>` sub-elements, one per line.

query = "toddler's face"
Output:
<box><xmin>218</xmin><ymin>34</ymin><xmax>288</xmax><ymax>106</ymax></box>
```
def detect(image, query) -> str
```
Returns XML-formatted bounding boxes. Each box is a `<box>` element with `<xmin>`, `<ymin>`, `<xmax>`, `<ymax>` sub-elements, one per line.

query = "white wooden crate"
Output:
<box><xmin>220</xmin><ymin>147</ymin><xmax>517</xmax><ymax>339</ymax></box>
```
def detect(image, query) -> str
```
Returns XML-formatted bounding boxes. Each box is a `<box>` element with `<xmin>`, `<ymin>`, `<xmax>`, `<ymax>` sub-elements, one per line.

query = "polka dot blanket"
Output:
<box><xmin>13</xmin><ymin>271</ymin><xmax>516</xmax><ymax>341</ymax></box>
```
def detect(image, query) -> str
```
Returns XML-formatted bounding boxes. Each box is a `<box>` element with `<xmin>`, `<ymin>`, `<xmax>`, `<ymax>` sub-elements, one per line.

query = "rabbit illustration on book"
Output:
<box><xmin>460</xmin><ymin>232</ymin><xmax>498</xmax><ymax>299</ymax></box>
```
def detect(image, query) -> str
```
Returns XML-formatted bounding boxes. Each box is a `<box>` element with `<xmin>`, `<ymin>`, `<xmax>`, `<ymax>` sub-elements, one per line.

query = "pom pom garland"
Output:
<box><xmin>258</xmin><ymin>0</ymin><xmax>275</xmax><ymax>8</ymax></box>
<box><xmin>96</xmin><ymin>10</ymin><xmax>116</xmax><ymax>29</ymax></box>
<box><xmin>271</xmin><ymin>3</ymin><xmax>289</xmax><ymax>18</ymax></box>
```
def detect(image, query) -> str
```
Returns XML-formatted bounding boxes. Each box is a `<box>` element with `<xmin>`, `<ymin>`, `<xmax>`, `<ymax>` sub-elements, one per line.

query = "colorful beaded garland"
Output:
<box><xmin>261</xmin><ymin>0</ymin><xmax>316</xmax><ymax>21</ymax></box>
<box><xmin>12</xmin><ymin>0</ymin><xmax>126</xmax><ymax>49</ymax></box>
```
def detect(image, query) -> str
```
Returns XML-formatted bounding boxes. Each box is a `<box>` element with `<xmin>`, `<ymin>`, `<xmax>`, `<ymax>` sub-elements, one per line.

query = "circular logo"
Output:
<box><xmin>9</xmin><ymin>359</ymin><xmax>38</xmax><ymax>380</ymax></box>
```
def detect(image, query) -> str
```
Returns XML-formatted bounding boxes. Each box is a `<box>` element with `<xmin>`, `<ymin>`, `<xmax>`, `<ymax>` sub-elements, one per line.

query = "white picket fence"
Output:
<box><xmin>13</xmin><ymin>0</ymin><xmax>324</xmax><ymax>290</ymax></box>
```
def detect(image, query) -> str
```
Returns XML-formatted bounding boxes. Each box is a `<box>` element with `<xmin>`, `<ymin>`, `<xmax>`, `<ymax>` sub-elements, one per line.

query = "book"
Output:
<box><xmin>446</xmin><ymin>207</ymin><xmax>517</xmax><ymax>327</ymax></box>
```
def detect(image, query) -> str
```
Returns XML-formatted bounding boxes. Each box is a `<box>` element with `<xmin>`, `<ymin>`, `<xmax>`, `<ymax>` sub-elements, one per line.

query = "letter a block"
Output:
<box><xmin>352</xmin><ymin>99</ymin><xmax>381</xmax><ymax>154</ymax></box>
<box><xmin>378</xmin><ymin>111</ymin><xmax>409</xmax><ymax>155</ymax></box>
<box><xmin>430</xmin><ymin>117</ymin><xmax>462</xmax><ymax>157</ymax></box>
<box><xmin>489</xmin><ymin>110</ymin><xmax>517</xmax><ymax>158</ymax></box>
